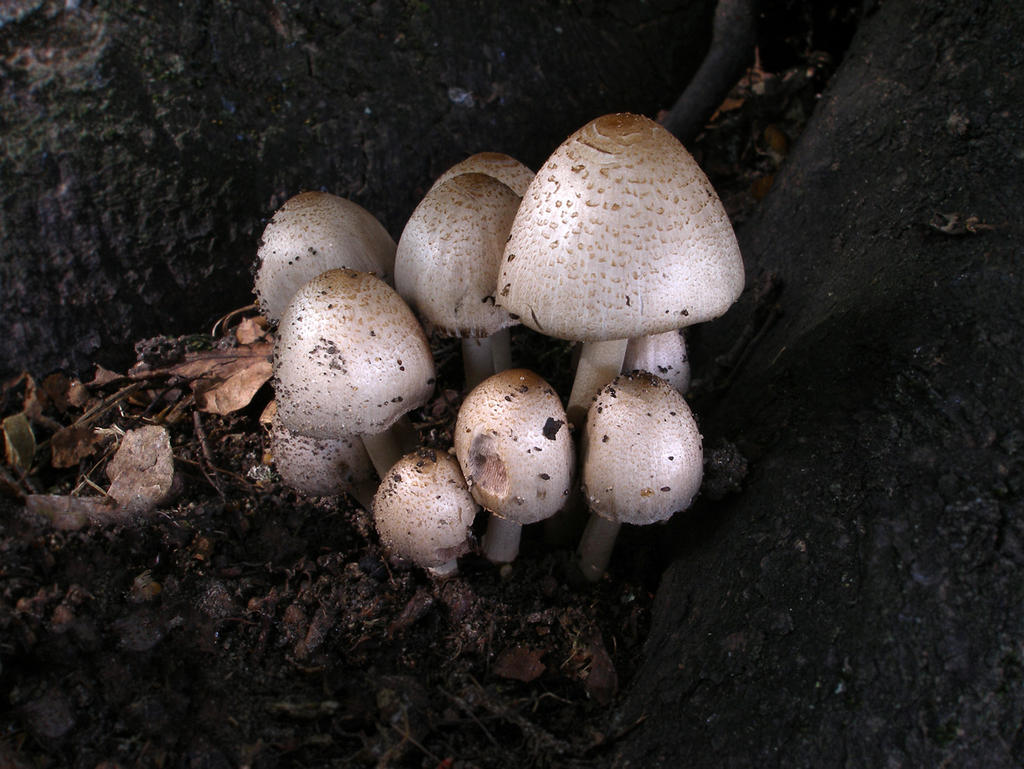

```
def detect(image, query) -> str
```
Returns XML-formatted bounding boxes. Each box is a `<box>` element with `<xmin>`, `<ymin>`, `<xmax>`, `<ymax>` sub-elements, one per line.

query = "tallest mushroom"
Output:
<box><xmin>496</xmin><ymin>113</ymin><xmax>744</xmax><ymax>424</ymax></box>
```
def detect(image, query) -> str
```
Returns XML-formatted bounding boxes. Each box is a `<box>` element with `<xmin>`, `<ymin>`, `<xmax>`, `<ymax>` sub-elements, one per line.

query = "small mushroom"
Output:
<box><xmin>395</xmin><ymin>173</ymin><xmax>521</xmax><ymax>388</ymax></box>
<box><xmin>372</xmin><ymin>449</ymin><xmax>479</xmax><ymax>577</ymax></box>
<box><xmin>254</xmin><ymin>191</ymin><xmax>396</xmax><ymax>323</ymax></box>
<box><xmin>429</xmin><ymin>152</ymin><xmax>535</xmax><ymax>197</ymax></box>
<box><xmin>269</xmin><ymin>414</ymin><xmax>375</xmax><ymax>506</ymax></box>
<box><xmin>577</xmin><ymin>371</ymin><xmax>703</xmax><ymax>581</ymax></box>
<box><xmin>454</xmin><ymin>369</ymin><xmax>575</xmax><ymax>563</ymax></box>
<box><xmin>496</xmin><ymin>112</ymin><xmax>744</xmax><ymax>424</ymax></box>
<box><xmin>273</xmin><ymin>269</ymin><xmax>435</xmax><ymax>476</ymax></box>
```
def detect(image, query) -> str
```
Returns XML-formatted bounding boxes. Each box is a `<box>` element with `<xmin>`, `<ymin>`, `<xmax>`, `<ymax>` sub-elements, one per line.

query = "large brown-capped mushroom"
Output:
<box><xmin>454</xmin><ymin>369</ymin><xmax>574</xmax><ymax>563</ymax></box>
<box><xmin>430</xmin><ymin>152</ymin><xmax>535</xmax><ymax>197</ymax></box>
<box><xmin>372</xmin><ymin>448</ymin><xmax>479</xmax><ymax>577</ymax></box>
<box><xmin>577</xmin><ymin>371</ymin><xmax>703</xmax><ymax>582</ymax></box>
<box><xmin>395</xmin><ymin>173</ymin><xmax>521</xmax><ymax>388</ymax></box>
<box><xmin>254</xmin><ymin>191</ymin><xmax>396</xmax><ymax>323</ymax></box>
<box><xmin>496</xmin><ymin>112</ymin><xmax>744</xmax><ymax>424</ymax></box>
<box><xmin>273</xmin><ymin>269</ymin><xmax>435</xmax><ymax>476</ymax></box>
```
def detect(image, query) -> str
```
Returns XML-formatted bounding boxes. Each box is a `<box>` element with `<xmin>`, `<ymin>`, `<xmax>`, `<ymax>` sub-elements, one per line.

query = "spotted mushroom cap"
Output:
<box><xmin>429</xmin><ymin>152</ymin><xmax>535</xmax><ymax>197</ymax></box>
<box><xmin>581</xmin><ymin>371</ymin><xmax>703</xmax><ymax>525</ymax></box>
<box><xmin>274</xmin><ymin>269</ymin><xmax>435</xmax><ymax>439</ymax></box>
<box><xmin>254</xmin><ymin>191</ymin><xmax>397</xmax><ymax>323</ymax></box>
<box><xmin>372</xmin><ymin>449</ymin><xmax>479</xmax><ymax>570</ymax></box>
<box><xmin>395</xmin><ymin>173</ymin><xmax>521</xmax><ymax>338</ymax></box>
<box><xmin>270</xmin><ymin>415</ymin><xmax>373</xmax><ymax>497</ymax></box>
<box><xmin>496</xmin><ymin>112</ymin><xmax>744</xmax><ymax>342</ymax></box>
<box><xmin>453</xmin><ymin>368</ymin><xmax>574</xmax><ymax>525</ymax></box>
<box><xmin>623</xmin><ymin>329</ymin><xmax>691</xmax><ymax>394</ymax></box>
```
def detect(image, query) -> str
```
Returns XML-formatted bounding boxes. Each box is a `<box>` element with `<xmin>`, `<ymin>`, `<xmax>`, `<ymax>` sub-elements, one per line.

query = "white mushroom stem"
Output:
<box><xmin>567</xmin><ymin>339</ymin><xmax>628</xmax><ymax>427</ymax></box>
<box><xmin>461</xmin><ymin>329</ymin><xmax>514</xmax><ymax>390</ymax></box>
<box><xmin>482</xmin><ymin>514</ymin><xmax>523</xmax><ymax>564</ymax></box>
<box><xmin>360</xmin><ymin>416</ymin><xmax>419</xmax><ymax>478</ymax></box>
<box><xmin>576</xmin><ymin>514</ymin><xmax>623</xmax><ymax>582</ymax></box>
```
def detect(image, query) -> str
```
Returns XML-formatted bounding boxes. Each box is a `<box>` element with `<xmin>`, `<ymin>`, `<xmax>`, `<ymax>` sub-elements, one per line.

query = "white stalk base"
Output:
<box><xmin>482</xmin><ymin>514</ymin><xmax>524</xmax><ymax>564</ymax></box>
<box><xmin>566</xmin><ymin>339</ymin><xmax>628</xmax><ymax>427</ymax></box>
<box><xmin>576</xmin><ymin>514</ymin><xmax>623</xmax><ymax>582</ymax></box>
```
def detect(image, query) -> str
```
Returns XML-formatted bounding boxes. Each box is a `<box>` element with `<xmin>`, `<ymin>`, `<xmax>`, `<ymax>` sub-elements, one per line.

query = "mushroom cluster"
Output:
<box><xmin>255</xmin><ymin>115</ymin><xmax>743</xmax><ymax>581</ymax></box>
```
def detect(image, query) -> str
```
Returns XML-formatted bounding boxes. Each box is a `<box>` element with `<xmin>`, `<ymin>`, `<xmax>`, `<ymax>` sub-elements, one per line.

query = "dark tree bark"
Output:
<box><xmin>0</xmin><ymin>0</ymin><xmax>713</xmax><ymax>378</ymax></box>
<box><xmin>613</xmin><ymin>0</ymin><xmax>1024</xmax><ymax>766</ymax></box>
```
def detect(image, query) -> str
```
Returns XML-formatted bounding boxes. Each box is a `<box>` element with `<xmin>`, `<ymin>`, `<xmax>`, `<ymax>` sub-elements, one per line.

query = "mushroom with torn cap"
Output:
<box><xmin>577</xmin><ymin>371</ymin><xmax>703</xmax><ymax>582</ymax></box>
<box><xmin>395</xmin><ymin>173</ymin><xmax>522</xmax><ymax>388</ymax></box>
<box><xmin>254</xmin><ymin>191</ymin><xmax>397</xmax><ymax>323</ymax></box>
<box><xmin>372</xmin><ymin>448</ymin><xmax>479</xmax><ymax>577</ymax></box>
<box><xmin>496</xmin><ymin>112</ymin><xmax>744</xmax><ymax>424</ymax></box>
<box><xmin>273</xmin><ymin>269</ymin><xmax>435</xmax><ymax>477</ymax></box>
<box><xmin>454</xmin><ymin>369</ymin><xmax>575</xmax><ymax>564</ymax></box>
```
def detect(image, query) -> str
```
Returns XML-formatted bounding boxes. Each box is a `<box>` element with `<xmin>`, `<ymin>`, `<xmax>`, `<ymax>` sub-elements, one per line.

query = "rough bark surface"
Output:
<box><xmin>0</xmin><ymin>0</ymin><xmax>712</xmax><ymax>378</ymax></box>
<box><xmin>614</xmin><ymin>0</ymin><xmax>1023</xmax><ymax>766</ymax></box>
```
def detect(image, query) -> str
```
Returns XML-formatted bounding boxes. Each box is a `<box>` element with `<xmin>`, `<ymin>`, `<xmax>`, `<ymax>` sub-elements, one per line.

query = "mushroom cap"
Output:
<box><xmin>270</xmin><ymin>415</ymin><xmax>373</xmax><ymax>497</ymax></box>
<box><xmin>623</xmin><ymin>329</ymin><xmax>691</xmax><ymax>394</ymax></box>
<box><xmin>581</xmin><ymin>371</ymin><xmax>702</xmax><ymax>525</ymax></box>
<box><xmin>395</xmin><ymin>173</ymin><xmax>521</xmax><ymax>338</ymax></box>
<box><xmin>372</xmin><ymin>449</ymin><xmax>478</xmax><ymax>570</ymax></box>
<box><xmin>430</xmin><ymin>152</ymin><xmax>535</xmax><ymax>197</ymax></box>
<box><xmin>496</xmin><ymin>112</ymin><xmax>744</xmax><ymax>342</ymax></box>
<box><xmin>454</xmin><ymin>369</ymin><xmax>574</xmax><ymax>525</ymax></box>
<box><xmin>254</xmin><ymin>191</ymin><xmax>397</xmax><ymax>323</ymax></box>
<box><xmin>274</xmin><ymin>269</ymin><xmax>435</xmax><ymax>439</ymax></box>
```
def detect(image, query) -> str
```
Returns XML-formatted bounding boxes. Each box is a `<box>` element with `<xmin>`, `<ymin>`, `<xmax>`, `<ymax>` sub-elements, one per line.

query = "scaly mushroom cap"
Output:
<box><xmin>274</xmin><ymin>269</ymin><xmax>435</xmax><ymax>439</ymax></box>
<box><xmin>254</xmin><ymin>191</ymin><xmax>396</xmax><ymax>323</ymax></box>
<box><xmin>270</xmin><ymin>415</ymin><xmax>373</xmax><ymax>497</ymax></box>
<box><xmin>454</xmin><ymin>369</ymin><xmax>574</xmax><ymax>525</ymax></box>
<box><xmin>430</xmin><ymin>152</ymin><xmax>535</xmax><ymax>197</ymax></box>
<box><xmin>395</xmin><ymin>173</ymin><xmax>521</xmax><ymax>338</ymax></box>
<box><xmin>581</xmin><ymin>371</ymin><xmax>702</xmax><ymax>525</ymax></box>
<box><xmin>497</xmin><ymin>112</ymin><xmax>744</xmax><ymax>341</ymax></box>
<box><xmin>623</xmin><ymin>329</ymin><xmax>691</xmax><ymax>394</ymax></box>
<box><xmin>372</xmin><ymin>449</ymin><xmax>478</xmax><ymax>570</ymax></box>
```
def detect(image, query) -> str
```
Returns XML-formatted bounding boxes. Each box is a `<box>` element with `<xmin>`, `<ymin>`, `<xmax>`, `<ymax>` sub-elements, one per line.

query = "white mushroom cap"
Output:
<box><xmin>430</xmin><ymin>152</ymin><xmax>535</xmax><ymax>197</ymax></box>
<box><xmin>254</xmin><ymin>191</ymin><xmax>397</xmax><ymax>323</ymax></box>
<box><xmin>273</xmin><ymin>269</ymin><xmax>435</xmax><ymax>439</ymax></box>
<box><xmin>496</xmin><ymin>112</ymin><xmax>744</xmax><ymax>341</ymax></box>
<box><xmin>372</xmin><ymin>449</ymin><xmax>479</xmax><ymax>573</ymax></box>
<box><xmin>581</xmin><ymin>371</ymin><xmax>703</xmax><ymax>525</ymax></box>
<box><xmin>395</xmin><ymin>173</ymin><xmax>521</xmax><ymax>338</ymax></box>
<box><xmin>269</xmin><ymin>415</ymin><xmax>373</xmax><ymax>497</ymax></box>
<box><xmin>623</xmin><ymin>329</ymin><xmax>691</xmax><ymax>394</ymax></box>
<box><xmin>454</xmin><ymin>369</ymin><xmax>574</xmax><ymax>525</ymax></box>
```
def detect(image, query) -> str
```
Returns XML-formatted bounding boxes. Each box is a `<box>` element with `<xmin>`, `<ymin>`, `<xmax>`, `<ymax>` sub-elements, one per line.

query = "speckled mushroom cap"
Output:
<box><xmin>372</xmin><ymin>449</ymin><xmax>479</xmax><ymax>570</ymax></box>
<box><xmin>430</xmin><ymin>152</ymin><xmax>535</xmax><ymax>197</ymax></box>
<box><xmin>270</xmin><ymin>415</ymin><xmax>373</xmax><ymax>497</ymax></box>
<box><xmin>395</xmin><ymin>173</ymin><xmax>521</xmax><ymax>338</ymax></box>
<box><xmin>581</xmin><ymin>371</ymin><xmax>702</xmax><ymax>525</ymax></box>
<box><xmin>623</xmin><ymin>329</ymin><xmax>691</xmax><ymax>394</ymax></box>
<box><xmin>273</xmin><ymin>269</ymin><xmax>435</xmax><ymax>439</ymax></box>
<box><xmin>496</xmin><ymin>112</ymin><xmax>744</xmax><ymax>341</ymax></box>
<box><xmin>254</xmin><ymin>191</ymin><xmax>397</xmax><ymax>323</ymax></box>
<box><xmin>454</xmin><ymin>369</ymin><xmax>574</xmax><ymax>524</ymax></box>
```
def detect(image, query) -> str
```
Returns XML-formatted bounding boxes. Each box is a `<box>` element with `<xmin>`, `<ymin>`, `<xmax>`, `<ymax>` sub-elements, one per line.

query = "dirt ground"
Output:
<box><xmin>0</xmin><ymin>11</ymin><xmax>855</xmax><ymax>768</ymax></box>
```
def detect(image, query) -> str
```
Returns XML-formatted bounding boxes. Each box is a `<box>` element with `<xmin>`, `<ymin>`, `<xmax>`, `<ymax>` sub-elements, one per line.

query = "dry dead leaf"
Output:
<box><xmin>582</xmin><ymin>632</ymin><xmax>618</xmax><ymax>704</ymax></box>
<box><xmin>3</xmin><ymin>412</ymin><xmax>36</xmax><ymax>472</ymax></box>
<box><xmin>235</xmin><ymin>316</ymin><xmax>270</xmax><ymax>345</ymax></box>
<box><xmin>50</xmin><ymin>425</ymin><xmax>106</xmax><ymax>468</ymax></box>
<box><xmin>24</xmin><ymin>494</ymin><xmax>131</xmax><ymax>530</ymax></box>
<box><xmin>493</xmin><ymin>646</ymin><xmax>546</xmax><ymax>683</ymax></box>
<box><xmin>105</xmin><ymin>425</ymin><xmax>177</xmax><ymax>514</ymax></box>
<box><xmin>164</xmin><ymin>342</ymin><xmax>273</xmax><ymax>415</ymax></box>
